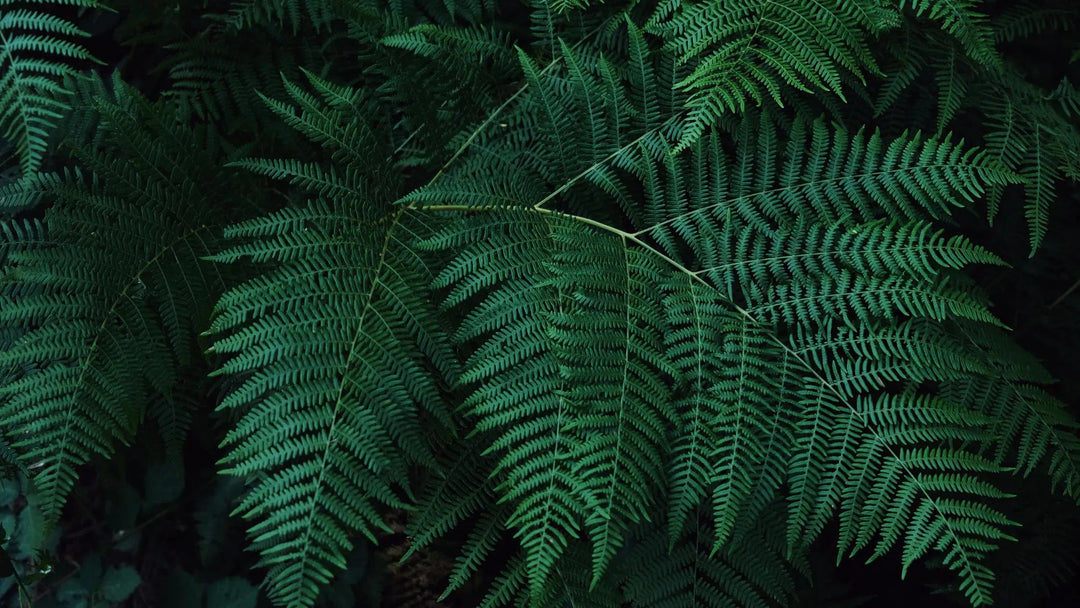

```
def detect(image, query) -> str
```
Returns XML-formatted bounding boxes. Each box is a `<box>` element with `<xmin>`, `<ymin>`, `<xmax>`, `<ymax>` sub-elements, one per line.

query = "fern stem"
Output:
<box><xmin>630</xmin><ymin>161</ymin><xmax>980</xmax><ymax>238</ymax></box>
<box><xmin>291</xmin><ymin>208</ymin><xmax>404</xmax><ymax>594</ymax></box>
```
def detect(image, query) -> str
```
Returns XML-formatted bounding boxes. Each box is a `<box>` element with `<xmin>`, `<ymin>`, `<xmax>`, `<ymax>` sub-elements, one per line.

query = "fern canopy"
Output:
<box><xmin>205</xmin><ymin>41</ymin><xmax>1072</xmax><ymax>607</ymax></box>
<box><xmin>1</xmin><ymin>1</ymin><xmax>1079</xmax><ymax>608</ymax></box>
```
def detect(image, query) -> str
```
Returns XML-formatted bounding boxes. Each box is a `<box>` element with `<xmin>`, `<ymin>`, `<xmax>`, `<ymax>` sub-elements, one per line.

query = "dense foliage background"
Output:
<box><xmin>1</xmin><ymin>1</ymin><xmax>1080</xmax><ymax>607</ymax></box>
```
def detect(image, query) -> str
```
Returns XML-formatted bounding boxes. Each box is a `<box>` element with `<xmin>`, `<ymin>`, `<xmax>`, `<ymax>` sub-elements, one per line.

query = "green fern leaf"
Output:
<box><xmin>549</xmin><ymin>231</ymin><xmax>676</xmax><ymax>584</ymax></box>
<box><xmin>207</xmin><ymin>71</ymin><xmax>462</xmax><ymax>608</ymax></box>
<box><xmin>0</xmin><ymin>90</ymin><xmax>230</xmax><ymax>523</ymax></box>
<box><xmin>622</xmin><ymin>508</ymin><xmax>801</xmax><ymax>608</ymax></box>
<box><xmin>225</xmin><ymin>0</ymin><xmax>337</xmax><ymax>32</ymax></box>
<box><xmin>210</xmin><ymin>203</ymin><xmax>454</xmax><ymax>607</ymax></box>
<box><xmin>898</xmin><ymin>0</ymin><xmax>1000</xmax><ymax>70</ymax></box>
<box><xmin>420</xmin><ymin>211</ymin><xmax>586</xmax><ymax>600</ymax></box>
<box><xmin>977</xmin><ymin>69</ymin><xmax>1080</xmax><ymax>253</ymax></box>
<box><xmin>204</xmin><ymin>23</ymin><xmax>1079</xmax><ymax>608</ymax></box>
<box><xmin>0</xmin><ymin>1</ymin><xmax>100</xmax><ymax>172</ymax></box>
<box><xmin>646</xmin><ymin>0</ymin><xmax>897</xmax><ymax>150</ymax></box>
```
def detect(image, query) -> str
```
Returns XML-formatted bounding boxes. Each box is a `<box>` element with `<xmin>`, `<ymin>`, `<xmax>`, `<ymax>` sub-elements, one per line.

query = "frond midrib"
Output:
<box><xmin>285</xmin><ymin>207</ymin><xmax>405</xmax><ymax>598</ymax></box>
<box><xmin>30</xmin><ymin>223</ymin><xmax>217</xmax><ymax>521</ymax></box>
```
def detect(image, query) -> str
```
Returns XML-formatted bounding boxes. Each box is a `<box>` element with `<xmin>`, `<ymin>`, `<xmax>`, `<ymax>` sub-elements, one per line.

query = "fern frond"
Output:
<box><xmin>646</xmin><ymin>0</ymin><xmax>897</xmax><ymax>149</ymax></box>
<box><xmin>622</xmin><ymin>510</ymin><xmax>802</xmax><ymax>608</ymax></box>
<box><xmin>548</xmin><ymin>228</ymin><xmax>676</xmax><ymax>584</ymax></box>
<box><xmin>405</xmin><ymin>445</ymin><xmax>498</xmax><ymax>562</ymax></box>
<box><xmin>208</xmin><ymin>70</ymin><xmax>463</xmax><ymax>608</ymax></box>
<box><xmin>662</xmin><ymin>277</ymin><xmax>794</xmax><ymax>551</ymax></box>
<box><xmin>943</xmin><ymin>374</ymin><xmax>1080</xmax><ymax>500</ymax></box>
<box><xmin>991</xmin><ymin>1</ymin><xmax>1080</xmax><ymax>43</ymax></box>
<box><xmin>635</xmin><ymin>116</ymin><xmax>1018</xmax><ymax>257</ymax></box>
<box><xmin>209</xmin><ymin>203</ymin><xmax>455</xmax><ymax>607</ymax></box>
<box><xmin>989</xmin><ymin>498</ymin><xmax>1080</xmax><ymax>605</ymax></box>
<box><xmin>146</xmin><ymin>378</ymin><xmax>202</xmax><ymax>457</ymax></box>
<box><xmin>419</xmin><ymin>211</ymin><xmax>586</xmax><ymax>600</ymax></box>
<box><xmin>872</xmin><ymin>31</ymin><xmax>927</xmax><ymax>119</ymax></box>
<box><xmin>225</xmin><ymin>0</ymin><xmax>337</xmax><ymax>32</ymax></box>
<box><xmin>897</xmin><ymin>0</ymin><xmax>1000</xmax><ymax>70</ymax></box>
<box><xmin>203</xmin><ymin>20</ymin><xmax>1079</xmax><ymax>607</ymax></box>
<box><xmin>0</xmin><ymin>1</ymin><xmax>100</xmax><ymax>172</ymax></box>
<box><xmin>407</xmin><ymin>47</ymin><xmax>1032</xmax><ymax>600</ymax></box>
<box><xmin>932</xmin><ymin>46</ymin><xmax>967</xmax><ymax>135</ymax></box>
<box><xmin>163</xmin><ymin>32</ymin><xmax>322</xmax><ymax>135</ymax></box>
<box><xmin>0</xmin><ymin>89</ymin><xmax>231</xmax><ymax>523</ymax></box>
<box><xmin>978</xmin><ymin>69</ymin><xmax>1080</xmax><ymax>253</ymax></box>
<box><xmin>747</xmin><ymin>271</ymin><xmax>1000</xmax><ymax>326</ymax></box>
<box><xmin>442</xmin><ymin>507</ymin><xmax>508</xmax><ymax>599</ymax></box>
<box><xmin>227</xmin><ymin>158</ymin><xmax>359</xmax><ymax>202</ymax></box>
<box><xmin>793</xmin><ymin>318</ymin><xmax>991</xmax><ymax>395</ymax></box>
<box><xmin>382</xmin><ymin>23</ymin><xmax>517</xmax><ymax>70</ymax></box>
<box><xmin>784</xmin><ymin>387</ymin><xmax>1012</xmax><ymax>606</ymax></box>
<box><xmin>0</xmin><ymin>169</ymin><xmax>65</xmax><ymax>213</ymax></box>
<box><xmin>698</xmin><ymin>218</ymin><xmax>1004</xmax><ymax>293</ymax></box>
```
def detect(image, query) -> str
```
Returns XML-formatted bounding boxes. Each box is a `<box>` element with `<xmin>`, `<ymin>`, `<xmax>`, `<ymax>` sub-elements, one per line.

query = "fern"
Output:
<box><xmin>206</xmin><ymin>73</ymin><xmax>459</xmax><ymax>607</ymax></box>
<box><xmin>978</xmin><ymin>70</ymin><xmax>1080</xmax><ymax>253</ymax></box>
<box><xmin>225</xmin><ymin>0</ymin><xmax>338</xmax><ymax>32</ymax></box>
<box><xmin>991</xmin><ymin>1</ymin><xmax>1079</xmax><ymax>43</ymax></box>
<box><xmin>621</xmin><ymin>505</ymin><xmax>804</xmax><ymax>608</ymax></box>
<box><xmin>897</xmin><ymin>0</ymin><xmax>999</xmax><ymax>70</ymax></box>
<box><xmin>208</xmin><ymin>201</ymin><xmax>459</xmax><ymax>606</ymax></box>
<box><xmin>644</xmin><ymin>0</ymin><xmax>898</xmax><ymax>149</ymax></box>
<box><xmin>195</xmin><ymin>25</ymin><xmax>1080</xmax><ymax>606</ymax></box>
<box><xmin>2</xmin><ymin>2</ymin><xmax>1079</xmax><ymax>608</ymax></box>
<box><xmin>0</xmin><ymin>88</ymin><xmax>238</xmax><ymax>523</ymax></box>
<box><xmin>0</xmin><ymin>0</ymin><xmax>100</xmax><ymax>173</ymax></box>
<box><xmin>871</xmin><ymin>16</ymin><xmax>1080</xmax><ymax>254</ymax></box>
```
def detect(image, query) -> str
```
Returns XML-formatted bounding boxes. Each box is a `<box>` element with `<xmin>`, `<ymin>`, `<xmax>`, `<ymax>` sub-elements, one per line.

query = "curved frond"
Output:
<box><xmin>646</xmin><ymin>0</ymin><xmax>898</xmax><ymax>149</ymax></box>
<box><xmin>209</xmin><ymin>203</ymin><xmax>455</xmax><ymax>607</ymax></box>
<box><xmin>208</xmin><ymin>73</ymin><xmax>459</xmax><ymax>607</ymax></box>
<box><xmin>0</xmin><ymin>1</ymin><xmax>99</xmax><ymax>172</ymax></box>
<box><xmin>0</xmin><ymin>89</ymin><xmax>232</xmax><ymax>523</ymax></box>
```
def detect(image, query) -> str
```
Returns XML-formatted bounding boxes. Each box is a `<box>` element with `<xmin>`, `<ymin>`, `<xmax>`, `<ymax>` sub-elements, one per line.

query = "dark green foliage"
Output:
<box><xmin>0</xmin><ymin>0</ymin><xmax>100</xmax><ymax>173</ymax></box>
<box><xmin>0</xmin><ymin>85</ymin><xmax>250</xmax><ymax>524</ymax></box>
<box><xmin>1</xmin><ymin>1</ymin><xmax>1079</xmax><ymax>608</ymax></box>
<box><xmin>645</xmin><ymin>0</ymin><xmax>897</xmax><ymax>149</ymax></box>
<box><xmin>207</xmin><ymin>84</ymin><xmax>459</xmax><ymax>605</ymax></box>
